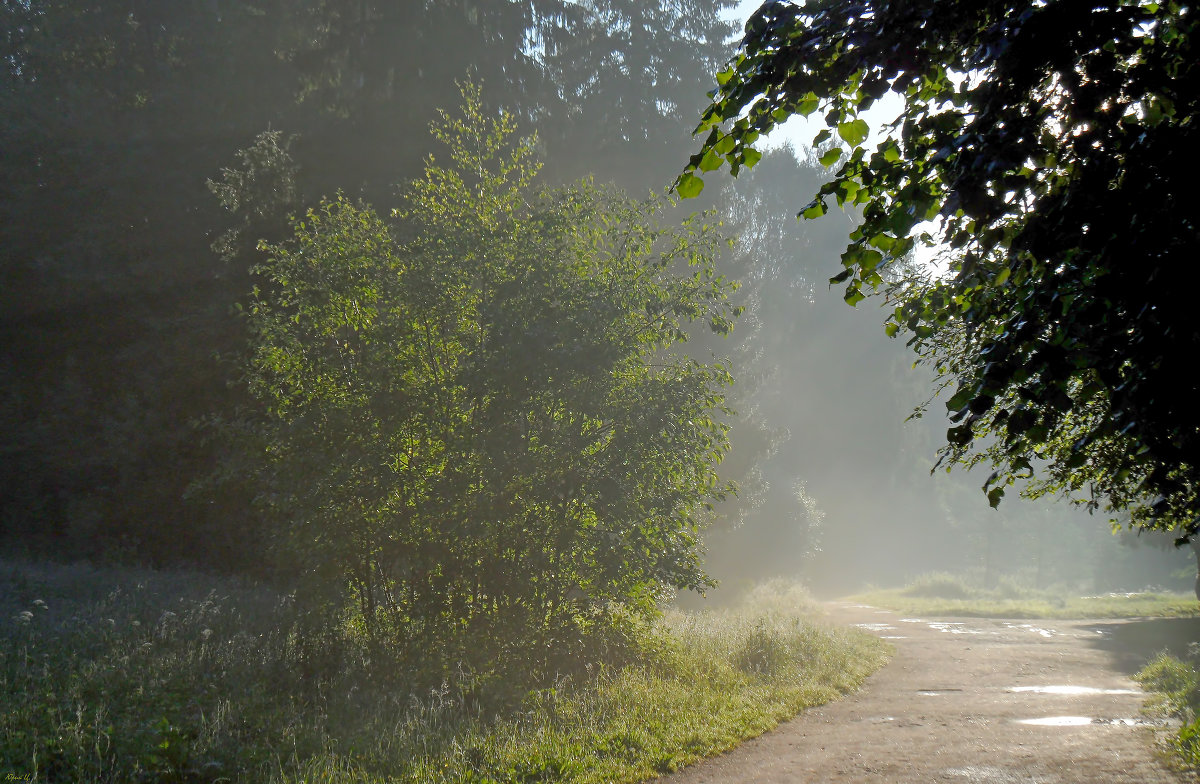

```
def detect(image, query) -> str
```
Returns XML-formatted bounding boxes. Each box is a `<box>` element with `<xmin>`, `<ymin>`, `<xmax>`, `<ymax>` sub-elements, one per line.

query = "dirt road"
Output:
<box><xmin>658</xmin><ymin>603</ymin><xmax>1200</xmax><ymax>783</ymax></box>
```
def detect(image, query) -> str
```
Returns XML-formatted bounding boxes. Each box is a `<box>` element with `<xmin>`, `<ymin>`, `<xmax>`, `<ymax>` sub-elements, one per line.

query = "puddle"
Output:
<box><xmin>943</xmin><ymin>766</ymin><xmax>1047</xmax><ymax>782</ymax></box>
<box><xmin>853</xmin><ymin>623</ymin><xmax>897</xmax><ymax>632</ymax></box>
<box><xmin>917</xmin><ymin>688</ymin><xmax>963</xmax><ymax>696</ymax></box>
<box><xmin>1007</xmin><ymin>685</ymin><xmax>1140</xmax><ymax>696</ymax></box>
<box><xmin>1015</xmin><ymin>715</ymin><xmax>1169</xmax><ymax>727</ymax></box>
<box><xmin>1016</xmin><ymin>716</ymin><xmax>1093</xmax><ymax>726</ymax></box>
<box><xmin>1102</xmin><ymin>717</ymin><xmax>1177</xmax><ymax>727</ymax></box>
<box><xmin>928</xmin><ymin>622</ymin><xmax>985</xmax><ymax>635</ymax></box>
<box><xmin>1003</xmin><ymin>622</ymin><xmax>1056</xmax><ymax>638</ymax></box>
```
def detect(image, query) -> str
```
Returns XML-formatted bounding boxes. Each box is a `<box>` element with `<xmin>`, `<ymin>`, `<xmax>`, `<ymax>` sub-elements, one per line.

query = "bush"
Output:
<box><xmin>900</xmin><ymin>572</ymin><xmax>978</xmax><ymax>600</ymax></box>
<box><xmin>213</xmin><ymin>82</ymin><xmax>740</xmax><ymax>667</ymax></box>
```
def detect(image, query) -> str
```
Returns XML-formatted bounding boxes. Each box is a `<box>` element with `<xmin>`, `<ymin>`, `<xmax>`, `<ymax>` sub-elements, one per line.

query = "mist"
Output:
<box><xmin>690</xmin><ymin>145</ymin><xmax>1192</xmax><ymax>602</ymax></box>
<box><xmin>2</xmin><ymin>0</ymin><xmax>1187</xmax><ymax>600</ymax></box>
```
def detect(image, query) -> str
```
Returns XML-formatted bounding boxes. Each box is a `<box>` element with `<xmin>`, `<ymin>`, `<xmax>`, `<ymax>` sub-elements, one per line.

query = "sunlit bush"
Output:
<box><xmin>206</xmin><ymin>83</ymin><xmax>740</xmax><ymax>670</ymax></box>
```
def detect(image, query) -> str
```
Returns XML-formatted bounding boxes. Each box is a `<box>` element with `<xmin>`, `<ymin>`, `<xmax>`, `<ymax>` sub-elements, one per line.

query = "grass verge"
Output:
<box><xmin>0</xmin><ymin>564</ymin><xmax>888</xmax><ymax>783</ymax></box>
<box><xmin>848</xmin><ymin>572</ymin><xmax>1200</xmax><ymax>619</ymax></box>
<box><xmin>1135</xmin><ymin>652</ymin><xmax>1200</xmax><ymax>771</ymax></box>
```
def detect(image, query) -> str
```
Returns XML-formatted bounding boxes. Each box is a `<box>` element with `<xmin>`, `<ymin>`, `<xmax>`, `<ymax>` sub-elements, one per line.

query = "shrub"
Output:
<box><xmin>900</xmin><ymin>572</ymin><xmax>978</xmax><ymax>600</ymax></box>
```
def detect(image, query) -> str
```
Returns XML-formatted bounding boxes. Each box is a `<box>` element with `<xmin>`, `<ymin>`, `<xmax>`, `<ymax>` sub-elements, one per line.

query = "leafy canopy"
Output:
<box><xmin>679</xmin><ymin>0</ymin><xmax>1199</xmax><ymax>533</ymax></box>
<box><xmin>235</xmin><ymin>83</ymin><xmax>740</xmax><ymax>664</ymax></box>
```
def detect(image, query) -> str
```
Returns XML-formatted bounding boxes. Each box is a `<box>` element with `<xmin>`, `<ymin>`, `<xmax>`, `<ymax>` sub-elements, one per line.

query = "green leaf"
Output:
<box><xmin>867</xmin><ymin>233</ymin><xmax>896</xmax><ymax>252</ymax></box>
<box><xmin>819</xmin><ymin>148</ymin><xmax>842</xmax><ymax>167</ymax></box>
<box><xmin>797</xmin><ymin>92</ymin><xmax>820</xmax><ymax>116</ymax></box>
<box><xmin>813</xmin><ymin>129</ymin><xmax>832</xmax><ymax>147</ymax></box>
<box><xmin>844</xmin><ymin>285</ymin><xmax>865</xmax><ymax>306</ymax></box>
<box><xmin>829</xmin><ymin>267</ymin><xmax>854</xmax><ymax>284</ymax></box>
<box><xmin>835</xmin><ymin>180</ymin><xmax>860</xmax><ymax>207</ymax></box>
<box><xmin>946</xmin><ymin>385</ymin><xmax>974</xmax><ymax>411</ymax></box>
<box><xmin>987</xmin><ymin>487</ymin><xmax>1005</xmax><ymax>508</ymax></box>
<box><xmin>675</xmin><ymin>172</ymin><xmax>704</xmax><ymax>199</ymax></box>
<box><xmin>742</xmin><ymin>147</ymin><xmax>763</xmax><ymax>168</ymax></box>
<box><xmin>858</xmin><ymin>247</ymin><xmax>883</xmax><ymax>271</ymax></box>
<box><xmin>837</xmin><ymin>118</ymin><xmax>870</xmax><ymax>147</ymax></box>
<box><xmin>697</xmin><ymin>148</ymin><xmax>724</xmax><ymax>172</ymax></box>
<box><xmin>801</xmin><ymin>199</ymin><xmax>828</xmax><ymax>219</ymax></box>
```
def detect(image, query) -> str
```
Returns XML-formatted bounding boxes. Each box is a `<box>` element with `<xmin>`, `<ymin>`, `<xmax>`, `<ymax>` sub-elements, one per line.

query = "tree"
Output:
<box><xmin>680</xmin><ymin>0</ymin><xmax>1199</xmax><ymax>535</ymax></box>
<box><xmin>230</xmin><ymin>84</ymin><xmax>739</xmax><ymax>665</ymax></box>
<box><xmin>537</xmin><ymin>0</ymin><xmax>738</xmax><ymax>189</ymax></box>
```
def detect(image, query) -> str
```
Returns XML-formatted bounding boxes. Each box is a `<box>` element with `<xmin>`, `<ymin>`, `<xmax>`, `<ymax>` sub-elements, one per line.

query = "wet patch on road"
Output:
<box><xmin>1014</xmin><ymin>716</ymin><xmax>1170</xmax><ymax>727</ymax></box>
<box><xmin>1003</xmin><ymin>622</ymin><xmax>1056</xmax><ymax>638</ymax></box>
<box><xmin>1007</xmin><ymin>685</ymin><xmax>1139</xmax><ymax>696</ymax></box>
<box><xmin>942</xmin><ymin>765</ymin><xmax>1054</xmax><ymax>782</ymax></box>
<box><xmin>853</xmin><ymin>623</ymin><xmax>897</xmax><ymax>632</ymax></box>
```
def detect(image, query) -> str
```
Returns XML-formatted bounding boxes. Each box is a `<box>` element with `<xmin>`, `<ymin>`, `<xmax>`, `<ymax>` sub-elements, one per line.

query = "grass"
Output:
<box><xmin>1135</xmin><ymin>651</ymin><xmax>1200</xmax><ymax>771</ymax></box>
<box><xmin>0</xmin><ymin>563</ymin><xmax>888</xmax><ymax>783</ymax></box>
<box><xmin>847</xmin><ymin>572</ymin><xmax>1200</xmax><ymax>619</ymax></box>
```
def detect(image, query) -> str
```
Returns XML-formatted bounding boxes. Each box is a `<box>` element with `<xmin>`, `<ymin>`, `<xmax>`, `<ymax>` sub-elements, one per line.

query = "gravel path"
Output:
<box><xmin>655</xmin><ymin>602</ymin><xmax>1198</xmax><ymax>783</ymax></box>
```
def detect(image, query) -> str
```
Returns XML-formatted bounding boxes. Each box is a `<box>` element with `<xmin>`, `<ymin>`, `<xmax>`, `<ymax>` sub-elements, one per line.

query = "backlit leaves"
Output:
<box><xmin>683</xmin><ymin>0</ymin><xmax>1200</xmax><ymax>533</ymax></box>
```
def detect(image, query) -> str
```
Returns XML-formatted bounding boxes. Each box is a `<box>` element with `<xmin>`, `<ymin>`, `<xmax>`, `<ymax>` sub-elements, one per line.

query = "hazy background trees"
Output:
<box><xmin>1</xmin><ymin>0</ymin><xmax>1189</xmax><ymax>604</ymax></box>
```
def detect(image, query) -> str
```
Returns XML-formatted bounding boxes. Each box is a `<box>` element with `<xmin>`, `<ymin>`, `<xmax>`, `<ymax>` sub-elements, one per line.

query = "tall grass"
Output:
<box><xmin>0</xmin><ymin>564</ymin><xmax>887</xmax><ymax>783</ymax></box>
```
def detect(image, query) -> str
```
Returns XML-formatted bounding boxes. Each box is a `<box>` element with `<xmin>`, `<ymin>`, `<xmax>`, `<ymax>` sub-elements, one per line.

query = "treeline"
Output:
<box><xmin>0</xmin><ymin>0</ymin><xmax>746</xmax><ymax>572</ymax></box>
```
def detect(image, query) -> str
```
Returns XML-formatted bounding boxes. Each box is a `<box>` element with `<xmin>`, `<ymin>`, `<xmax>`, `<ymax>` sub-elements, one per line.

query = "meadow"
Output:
<box><xmin>0</xmin><ymin>562</ymin><xmax>888</xmax><ymax>783</ymax></box>
<box><xmin>848</xmin><ymin>572</ymin><xmax>1200</xmax><ymax>620</ymax></box>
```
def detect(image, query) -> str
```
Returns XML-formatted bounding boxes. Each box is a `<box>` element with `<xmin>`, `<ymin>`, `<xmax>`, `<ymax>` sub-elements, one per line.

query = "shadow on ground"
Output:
<box><xmin>1083</xmin><ymin>617</ymin><xmax>1200</xmax><ymax>674</ymax></box>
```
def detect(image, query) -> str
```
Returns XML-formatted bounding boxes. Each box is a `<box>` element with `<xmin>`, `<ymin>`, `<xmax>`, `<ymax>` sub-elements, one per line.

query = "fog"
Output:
<box><xmin>698</xmin><ymin>147</ymin><xmax>1189</xmax><ymax>598</ymax></box>
<box><xmin>0</xmin><ymin>0</ymin><xmax>1188</xmax><ymax>599</ymax></box>
<box><xmin>691</xmin><ymin>147</ymin><xmax>1193</xmax><ymax>601</ymax></box>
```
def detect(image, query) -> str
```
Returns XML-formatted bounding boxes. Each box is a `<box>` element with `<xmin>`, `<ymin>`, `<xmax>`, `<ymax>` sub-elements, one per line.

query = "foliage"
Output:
<box><xmin>232</xmin><ymin>83</ymin><xmax>740</xmax><ymax>663</ymax></box>
<box><xmin>1136</xmin><ymin>652</ymin><xmax>1200</xmax><ymax>768</ymax></box>
<box><xmin>0</xmin><ymin>561</ymin><xmax>887</xmax><ymax>783</ymax></box>
<box><xmin>680</xmin><ymin>0</ymin><xmax>1200</xmax><ymax>533</ymax></box>
<box><xmin>207</xmin><ymin>130</ymin><xmax>300</xmax><ymax>265</ymax></box>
